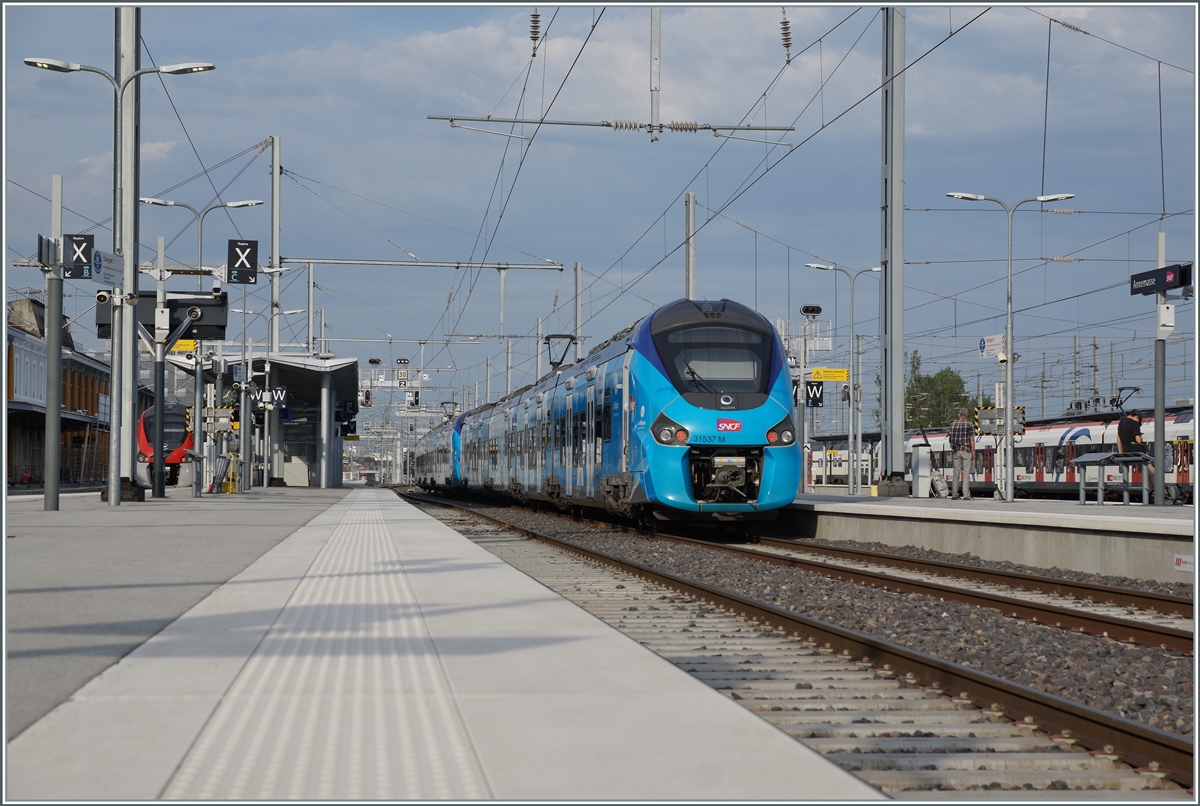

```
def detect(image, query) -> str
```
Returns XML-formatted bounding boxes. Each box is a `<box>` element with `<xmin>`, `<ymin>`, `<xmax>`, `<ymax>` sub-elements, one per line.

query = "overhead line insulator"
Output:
<box><xmin>781</xmin><ymin>12</ymin><xmax>792</xmax><ymax>64</ymax></box>
<box><xmin>668</xmin><ymin>121</ymin><xmax>699</xmax><ymax>132</ymax></box>
<box><xmin>530</xmin><ymin>10</ymin><xmax>541</xmax><ymax>57</ymax></box>
<box><xmin>611</xmin><ymin>120</ymin><xmax>643</xmax><ymax>132</ymax></box>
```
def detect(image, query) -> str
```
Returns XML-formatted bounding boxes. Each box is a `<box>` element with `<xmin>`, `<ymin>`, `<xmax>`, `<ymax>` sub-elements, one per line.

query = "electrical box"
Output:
<box><xmin>1157</xmin><ymin>303</ymin><xmax>1175</xmax><ymax>340</ymax></box>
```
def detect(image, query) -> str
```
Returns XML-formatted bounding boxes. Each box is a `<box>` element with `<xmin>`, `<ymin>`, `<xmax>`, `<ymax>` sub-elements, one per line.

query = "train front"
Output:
<box><xmin>629</xmin><ymin>299</ymin><xmax>801</xmax><ymax>519</ymax></box>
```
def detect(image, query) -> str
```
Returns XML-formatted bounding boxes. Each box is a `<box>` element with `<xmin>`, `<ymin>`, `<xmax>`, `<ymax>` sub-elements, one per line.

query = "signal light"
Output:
<box><xmin>362</xmin><ymin>390</ymin><xmax>372</xmax><ymax>407</ymax></box>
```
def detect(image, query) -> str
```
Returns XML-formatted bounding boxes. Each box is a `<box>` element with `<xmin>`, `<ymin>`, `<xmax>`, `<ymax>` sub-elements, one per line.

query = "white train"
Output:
<box><xmin>807</xmin><ymin>408</ymin><xmax>1195</xmax><ymax>502</ymax></box>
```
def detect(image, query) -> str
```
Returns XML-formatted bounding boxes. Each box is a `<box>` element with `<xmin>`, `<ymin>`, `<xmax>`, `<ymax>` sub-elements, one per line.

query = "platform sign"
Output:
<box><xmin>978</xmin><ymin>334</ymin><xmax>1005</xmax><ymax>359</ymax></box>
<box><xmin>810</xmin><ymin>367</ymin><xmax>848</xmax><ymax>382</ymax></box>
<box><xmin>1131</xmin><ymin>263</ymin><xmax>1192</xmax><ymax>296</ymax></box>
<box><xmin>91</xmin><ymin>249</ymin><xmax>124</xmax><ymax>287</ymax></box>
<box><xmin>170</xmin><ymin>339</ymin><xmax>198</xmax><ymax>353</ymax></box>
<box><xmin>232</xmin><ymin>364</ymin><xmax>246</xmax><ymax>383</ymax></box>
<box><xmin>805</xmin><ymin>381</ymin><xmax>824</xmax><ymax>408</ymax></box>
<box><xmin>226</xmin><ymin>239</ymin><xmax>258</xmax><ymax>285</ymax></box>
<box><xmin>64</xmin><ymin>234</ymin><xmax>94</xmax><ymax>279</ymax></box>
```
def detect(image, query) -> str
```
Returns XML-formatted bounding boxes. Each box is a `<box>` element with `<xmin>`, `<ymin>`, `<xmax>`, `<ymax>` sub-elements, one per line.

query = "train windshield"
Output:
<box><xmin>143</xmin><ymin>410</ymin><xmax>190</xmax><ymax>447</ymax></box>
<box><xmin>654</xmin><ymin>326</ymin><xmax>770</xmax><ymax>395</ymax></box>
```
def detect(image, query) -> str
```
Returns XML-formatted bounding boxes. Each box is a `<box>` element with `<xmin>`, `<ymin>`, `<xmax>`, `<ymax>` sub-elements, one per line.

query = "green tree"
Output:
<box><xmin>873</xmin><ymin>351</ymin><xmax>993</xmax><ymax>430</ymax></box>
<box><xmin>905</xmin><ymin>351</ymin><xmax>992</xmax><ymax>430</ymax></box>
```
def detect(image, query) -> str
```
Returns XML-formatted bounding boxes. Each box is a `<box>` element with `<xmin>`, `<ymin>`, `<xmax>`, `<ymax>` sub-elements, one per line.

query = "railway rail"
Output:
<box><xmin>397</xmin><ymin>489</ymin><xmax>1193</xmax><ymax>793</ymax></box>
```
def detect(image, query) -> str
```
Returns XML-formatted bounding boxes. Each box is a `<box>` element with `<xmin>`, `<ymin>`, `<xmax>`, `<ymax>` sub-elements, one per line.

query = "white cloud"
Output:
<box><xmin>79</xmin><ymin>152</ymin><xmax>114</xmax><ymax>176</ymax></box>
<box><xmin>141</xmin><ymin>140</ymin><xmax>182</xmax><ymax>161</ymax></box>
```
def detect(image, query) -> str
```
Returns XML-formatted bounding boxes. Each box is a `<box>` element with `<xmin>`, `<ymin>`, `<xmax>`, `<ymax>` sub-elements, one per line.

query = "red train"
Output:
<box><xmin>134</xmin><ymin>403</ymin><xmax>197</xmax><ymax>488</ymax></box>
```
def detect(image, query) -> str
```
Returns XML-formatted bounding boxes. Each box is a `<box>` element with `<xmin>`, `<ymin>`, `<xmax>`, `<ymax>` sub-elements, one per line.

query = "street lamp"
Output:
<box><xmin>25</xmin><ymin>56</ymin><xmax>214</xmax><ymax>506</ymax></box>
<box><xmin>807</xmin><ymin>264</ymin><xmax>881</xmax><ymax>494</ymax></box>
<box><xmin>139</xmin><ymin>198</ymin><xmax>262</xmax><ymax>497</ymax></box>
<box><xmin>946</xmin><ymin>191</ymin><xmax>1074</xmax><ymax>502</ymax></box>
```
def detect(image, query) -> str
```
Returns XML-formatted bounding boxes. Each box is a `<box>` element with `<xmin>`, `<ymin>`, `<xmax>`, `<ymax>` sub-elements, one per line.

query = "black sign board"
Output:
<box><xmin>226</xmin><ymin>239</ymin><xmax>258</xmax><ymax>285</ymax></box>
<box><xmin>1130</xmin><ymin>263</ymin><xmax>1192</xmax><ymax>296</ymax></box>
<box><xmin>63</xmin><ymin>234</ymin><xmax>95</xmax><ymax>279</ymax></box>
<box><xmin>96</xmin><ymin>291</ymin><xmax>229</xmax><ymax>340</ymax></box>
<box><xmin>805</xmin><ymin>380</ymin><xmax>824</xmax><ymax>408</ymax></box>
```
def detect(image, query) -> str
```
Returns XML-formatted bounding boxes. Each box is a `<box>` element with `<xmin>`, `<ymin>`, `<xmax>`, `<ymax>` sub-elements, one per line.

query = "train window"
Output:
<box><xmin>653</xmin><ymin>326</ymin><xmax>770</xmax><ymax>395</ymax></box>
<box><xmin>601</xmin><ymin>402</ymin><xmax>612</xmax><ymax>442</ymax></box>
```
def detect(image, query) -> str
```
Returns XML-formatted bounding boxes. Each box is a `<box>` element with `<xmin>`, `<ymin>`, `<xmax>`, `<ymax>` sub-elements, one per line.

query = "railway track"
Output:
<box><xmin>400</xmin><ymin>490</ymin><xmax>1193</xmax><ymax>795</ymax></box>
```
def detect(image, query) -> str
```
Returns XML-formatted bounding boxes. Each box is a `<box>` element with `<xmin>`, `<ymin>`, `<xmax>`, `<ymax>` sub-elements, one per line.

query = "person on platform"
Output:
<box><xmin>1117</xmin><ymin>410</ymin><xmax>1145</xmax><ymax>454</ymax></box>
<box><xmin>947</xmin><ymin>407</ymin><xmax>975</xmax><ymax>500</ymax></box>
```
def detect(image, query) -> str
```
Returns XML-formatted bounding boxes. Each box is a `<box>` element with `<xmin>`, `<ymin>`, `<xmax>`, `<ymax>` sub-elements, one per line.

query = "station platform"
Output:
<box><xmin>784</xmin><ymin>492</ymin><xmax>1195</xmax><ymax>584</ymax></box>
<box><xmin>6</xmin><ymin>484</ymin><xmax>882</xmax><ymax>800</ymax></box>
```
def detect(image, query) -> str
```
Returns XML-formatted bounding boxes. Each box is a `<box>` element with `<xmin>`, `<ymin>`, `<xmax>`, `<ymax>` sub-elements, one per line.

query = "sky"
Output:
<box><xmin>5</xmin><ymin>3</ymin><xmax>1197</xmax><ymax>437</ymax></box>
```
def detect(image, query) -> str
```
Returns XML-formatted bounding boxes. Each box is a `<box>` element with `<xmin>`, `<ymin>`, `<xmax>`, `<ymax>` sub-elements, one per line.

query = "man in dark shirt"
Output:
<box><xmin>1117</xmin><ymin>410</ymin><xmax>1144</xmax><ymax>453</ymax></box>
<box><xmin>947</xmin><ymin>407</ymin><xmax>975</xmax><ymax>500</ymax></box>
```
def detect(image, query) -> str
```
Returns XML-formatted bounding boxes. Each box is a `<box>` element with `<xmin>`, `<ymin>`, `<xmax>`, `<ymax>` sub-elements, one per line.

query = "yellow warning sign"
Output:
<box><xmin>170</xmin><ymin>339</ymin><xmax>197</xmax><ymax>353</ymax></box>
<box><xmin>811</xmin><ymin>367</ymin><xmax>849</xmax><ymax>382</ymax></box>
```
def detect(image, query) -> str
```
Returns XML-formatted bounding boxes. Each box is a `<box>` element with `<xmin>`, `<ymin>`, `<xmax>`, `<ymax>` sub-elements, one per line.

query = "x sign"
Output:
<box><xmin>64</xmin><ymin>234</ymin><xmax>94</xmax><ymax>279</ymax></box>
<box><xmin>226</xmin><ymin>239</ymin><xmax>258</xmax><ymax>285</ymax></box>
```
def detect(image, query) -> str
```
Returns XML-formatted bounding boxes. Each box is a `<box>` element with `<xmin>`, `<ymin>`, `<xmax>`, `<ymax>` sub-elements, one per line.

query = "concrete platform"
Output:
<box><xmin>6</xmin><ymin>485</ymin><xmax>882</xmax><ymax>800</ymax></box>
<box><xmin>783</xmin><ymin>494</ymin><xmax>1195</xmax><ymax>584</ymax></box>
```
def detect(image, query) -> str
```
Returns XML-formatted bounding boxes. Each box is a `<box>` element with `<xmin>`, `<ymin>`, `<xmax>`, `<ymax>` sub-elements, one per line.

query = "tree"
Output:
<box><xmin>905</xmin><ymin>351</ymin><xmax>992</xmax><ymax>430</ymax></box>
<box><xmin>873</xmin><ymin>351</ymin><xmax>993</xmax><ymax>430</ymax></box>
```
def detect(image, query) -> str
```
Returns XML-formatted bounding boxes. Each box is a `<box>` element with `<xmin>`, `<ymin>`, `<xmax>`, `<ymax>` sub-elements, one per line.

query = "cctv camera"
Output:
<box><xmin>186</xmin><ymin>306</ymin><xmax>203</xmax><ymax>321</ymax></box>
<box><xmin>95</xmin><ymin>290</ymin><xmax>112</xmax><ymax>305</ymax></box>
<box><xmin>124</xmin><ymin>293</ymin><xmax>138</xmax><ymax>306</ymax></box>
<box><xmin>212</xmin><ymin>284</ymin><xmax>222</xmax><ymax>298</ymax></box>
<box><xmin>997</xmin><ymin>352</ymin><xmax>1008</xmax><ymax>364</ymax></box>
<box><xmin>184</xmin><ymin>353</ymin><xmax>195</xmax><ymax>362</ymax></box>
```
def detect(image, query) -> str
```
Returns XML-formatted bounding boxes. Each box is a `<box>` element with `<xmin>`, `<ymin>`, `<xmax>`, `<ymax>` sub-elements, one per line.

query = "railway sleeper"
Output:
<box><xmin>859</xmin><ymin>769</ymin><xmax>1177</xmax><ymax>792</ymax></box>
<box><xmin>782</xmin><ymin>723</ymin><xmax>1026</xmax><ymax>739</ymax></box>
<box><xmin>763</xmin><ymin>709</ymin><xmax>992</xmax><ymax>725</ymax></box>
<box><xmin>749</xmin><ymin>697</ymin><xmax>972</xmax><ymax>712</ymax></box>
<box><xmin>805</xmin><ymin>735</ymin><xmax>1069</xmax><ymax>754</ymax></box>
<box><xmin>833</xmin><ymin>751</ymin><xmax>1122</xmax><ymax>771</ymax></box>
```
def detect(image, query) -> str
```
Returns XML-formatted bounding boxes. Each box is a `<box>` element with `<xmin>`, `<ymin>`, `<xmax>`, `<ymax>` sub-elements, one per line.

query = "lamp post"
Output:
<box><xmin>25</xmin><ymin>56</ymin><xmax>214</xmax><ymax>505</ymax></box>
<box><xmin>807</xmin><ymin>264</ymin><xmax>880</xmax><ymax>494</ymax></box>
<box><xmin>140</xmin><ymin>198</ymin><xmax>262</xmax><ymax>497</ymax></box>
<box><xmin>946</xmin><ymin>191</ymin><xmax>1074</xmax><ymax>502</ymax></box>
<box><xmin>233</xmin><ymin>307</ymin><xmax>304</xmax><ymax>489</ymax></box>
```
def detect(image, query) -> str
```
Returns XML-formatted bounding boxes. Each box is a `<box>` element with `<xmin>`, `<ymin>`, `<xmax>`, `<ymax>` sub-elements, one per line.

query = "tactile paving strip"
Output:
<box><xmin>163</xmin><ymin>490</ymin><xmax>491</xmax><ymax>800</ymax></box>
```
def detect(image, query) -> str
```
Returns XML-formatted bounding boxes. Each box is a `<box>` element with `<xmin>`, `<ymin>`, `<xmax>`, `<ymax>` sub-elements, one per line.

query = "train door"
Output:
<box><xmin>1064</xmin><ymin>442</ymin><xmax>1077</xmax><ymax>484</ymax></box>
<box><xmin>982</xmin><ymin>446</ymin><xmax>995</xmax><ymax>483</ymax></box>
<box><xmin>621</xmin><ymin>350</ymin><xmax>632</xmax><ymax>473</ymax></box>
<box><xmin>564</xmin><ymin>392</ymin><xmax>574</xmax><ymax>496</ymax></box>
<box><xmin>536</xmin><ymin>399</ymin><xmax>545</xmax><ymax>493</ymax></box>
<box><xmin>1175</xmin><ymin>439</ymin><xmax>1191</xmax><ymax>485</ymax></box>
<box><xmin>586</xmin><ymin>384</ymin><xmax>595</xmax><ymax>499</ymax></box>
<box><xmin>1034</xmin><ymin>444</ymin><xmax>1045</xmax><ymax>484</ymax></box>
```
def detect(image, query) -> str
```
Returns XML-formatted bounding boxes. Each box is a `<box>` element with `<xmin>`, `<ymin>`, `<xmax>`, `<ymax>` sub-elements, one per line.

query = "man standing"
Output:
<box><xmin>948</xmin><ymin>407</ymin><xmax>975</xmax><ymax>500</ymax></box>
<box><xmin>1117</xmin><ymin>410</ymin><xmax>1145</xmax><ymax>454</ymax></box>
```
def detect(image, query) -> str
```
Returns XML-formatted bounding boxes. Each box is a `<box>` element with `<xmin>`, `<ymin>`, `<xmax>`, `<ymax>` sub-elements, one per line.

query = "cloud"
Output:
<box><xmin>141</xmin><ymin>140</ymin><xmax>182</xmax><ymax>161</ymax></box>
<box><xmin>79</xmin><ymin>152</ymin><xmax>114</xmax><ymax>176</ymax></box>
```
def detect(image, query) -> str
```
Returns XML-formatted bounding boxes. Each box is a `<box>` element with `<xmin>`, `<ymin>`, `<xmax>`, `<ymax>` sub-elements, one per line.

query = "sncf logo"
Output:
<box><xmin>716</xmin><ymin>418</ymin><xmax>742</xmax><ymax>432</ymax></box>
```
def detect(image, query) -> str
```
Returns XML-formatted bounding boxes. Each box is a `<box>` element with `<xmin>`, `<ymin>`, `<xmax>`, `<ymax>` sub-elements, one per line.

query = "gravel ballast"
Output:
<box><xmin>425</xmin><ymin>496</ymin><xmax>1194</xmax><ymax>739</ymax></box>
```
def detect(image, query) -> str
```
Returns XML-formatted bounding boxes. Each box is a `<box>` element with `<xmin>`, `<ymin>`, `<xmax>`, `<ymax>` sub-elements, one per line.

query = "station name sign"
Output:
<box><xmin>1130</xmin><ymin>263</ymin><xmax>1192</xmax><ymax>296</ymax></box>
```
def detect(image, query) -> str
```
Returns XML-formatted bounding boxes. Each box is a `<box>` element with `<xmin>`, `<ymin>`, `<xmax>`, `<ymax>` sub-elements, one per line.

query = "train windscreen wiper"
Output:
<box><xmin>685</xmin><ymin>363</ymin><xmax>716</xmax><ymax>393</ymax></box>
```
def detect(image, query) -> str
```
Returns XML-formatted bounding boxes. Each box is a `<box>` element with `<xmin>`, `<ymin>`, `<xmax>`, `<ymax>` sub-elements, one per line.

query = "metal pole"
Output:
<box><xmin>485</xmin><ymin>356</ymin><xmax>491</xmax><ymax>404</ymax></box>
<box><xmin>847</xmin><ymin>273</ymin><xmax>856</xmax><ymax>494</ymax></box>
<box><xmin>650</xmin><ymin>7</ymin><xmax>661</xmax><ymax>142</ymax></box>
<box><xmin>498</xmin><ymin>267</ymin><xmax>506</xmax><ymax>339</ymax></box>
<box><xmin>152</xmin><ymin>237</ymin><xmax>167</xmax><ymax>498</ymax></box>
<box><xmin>574</xmin><ymin>261</ymin><xmax>583</xmax><ymax>362</ymax></box>
<box><xmin>855</xmin><ymin>334</ymin><xmax>864</xmax><ymax>496</ymax></box>
<box><xmin>1154</xmin><ymin>232</ymin><xmax>1166</xmax><ymax>505</ymax></box>
<box><xmin>118</xmin><ymin>7</ymin><xmax>141</xmax><ymax>493</ymax></box>
<box><xmin>44</xmin><ymin>175</ymin><xmax>64</xmax><ymax>510</ymax></box>
<box><xmin>880</xmin><ymin>7</ymin><xmax>906</xmax><ymax>489</ymax></box>
<box><xmin>307</xmin><ymin>263</ymin><xmax>315</xmax><ymax>353</ymax></box>
<box><xmin>107</xmin><ymin>299</ymin><xmax>123</xmax><ymax>506</ymax></box>
<box><xmin>506</xmin><ymin>339</ymin><xmax>512</xmax><ymax>396</ymax></box>
<box><xmin>1004</xmin><ymin>203</ymin><xmax>1014</xmax><ymax>503</ymax></box>
<box><xmin>684</xmin><ymin>192</ymin><xmax>696</xmax><ymax>299</ymax></box>
<box><xmin>798</xmin><ymin>321</ymin><xmax>808</xmax><ymax>494</ymax></box>
<box><xmin>536</xmin><ymin>317</ymin><xmax>543</xmax><ymax>380</ymax></box>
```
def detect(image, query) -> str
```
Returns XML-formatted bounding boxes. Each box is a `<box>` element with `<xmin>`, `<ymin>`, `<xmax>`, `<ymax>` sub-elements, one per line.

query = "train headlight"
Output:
<box><xmin>651</xmin><ymin>413</ymin><xmax>688</xmax><ymax>445</ymax></box>
<box><xmin>767</xmin><ymin>415</ymin><xmax>797</xmax><ymax>447</ymax></box>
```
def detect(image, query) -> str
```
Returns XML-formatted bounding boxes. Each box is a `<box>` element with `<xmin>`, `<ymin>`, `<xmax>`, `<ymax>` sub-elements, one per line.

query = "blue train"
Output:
<box><xmin>414</xmin><ymin>298</ymin><xmax>802</xmax><ymax>522</ymax></box>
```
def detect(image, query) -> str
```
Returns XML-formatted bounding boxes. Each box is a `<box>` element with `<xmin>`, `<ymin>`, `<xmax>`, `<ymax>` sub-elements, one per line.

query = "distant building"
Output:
<box><xmin>6</xmin><ymin>297</ymin><xmax>112</xmax><ymax>486</ymax></box>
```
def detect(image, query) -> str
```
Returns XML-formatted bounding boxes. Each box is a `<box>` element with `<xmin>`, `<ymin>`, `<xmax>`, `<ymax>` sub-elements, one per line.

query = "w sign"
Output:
<box><xmin>251</xmin><ymin>386</ymin><xmax>288</xmax><ymax>406</ymax></box>
<box><xmin>805</xmin><ymin>381</ymin><xmax>824</xmax><ymax>408</ymax></box>
<box><xmin>227</xmin><ymin>240</ymin><xmax>258</xmax><ymax>285</ymax></box>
